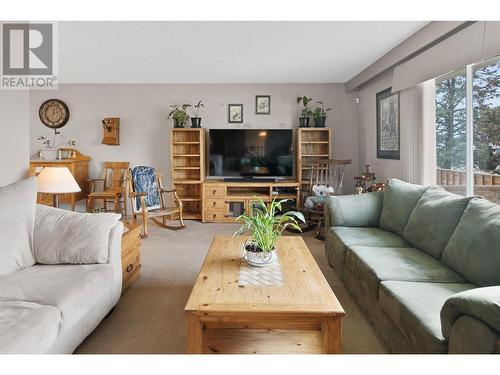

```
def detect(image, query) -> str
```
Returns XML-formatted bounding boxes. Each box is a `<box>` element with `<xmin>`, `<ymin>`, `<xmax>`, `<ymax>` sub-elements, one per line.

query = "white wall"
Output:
<box><xmin>0</xmin><ymin>90</ymin><xmax>30</xmax><ymax>186</ymax></box>
<box><xmin>30</xmin><ymin>83</ymin><xmax>359</xmax><ymax>192</ymax></box>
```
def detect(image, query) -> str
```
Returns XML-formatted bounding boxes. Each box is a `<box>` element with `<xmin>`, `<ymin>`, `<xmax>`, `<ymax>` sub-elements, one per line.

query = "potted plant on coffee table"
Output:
<box><xmin>296</xmin><ymin>96</ymin><xmax>313</xmax><ymax>127</ymax></box>
<box><xmin>234</xmin><ymin>198</ymin><xmax>305</xmax><ymax>267</ymax></box>
<box><xmin>189</xmin><ymin>100</ymin><xmax>204</xmax><ymax>128</ymax></box>
<box><xmin>168</xmin><ymin>104</ymin><xmax>190</xmax><ymax>128</ymax></box>
<box><xmin>312</xmin><ymin>101</ymin><xmax>332</xmax><ymax>127</ymax></box>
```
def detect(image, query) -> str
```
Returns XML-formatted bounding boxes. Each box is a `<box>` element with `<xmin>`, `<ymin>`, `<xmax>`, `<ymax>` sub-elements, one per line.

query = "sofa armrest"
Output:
<box><xmin>107</xmin><ymin>221</ymin><xmax>124</xmax><ymax>301</ymax></box>
<box><xmin>441</xmin><ymin>286</ymin><xmax>500</xmax><ymax>341</ymax></box>
<box><xmin>325</xmin><ymin>191</ymin><xmax>383</xmax><ymax>228</ymax></box>
<box><xmin>108</xmin><ymin>221</ymin><xmax>124</xmax><ymax>266</ymax></box>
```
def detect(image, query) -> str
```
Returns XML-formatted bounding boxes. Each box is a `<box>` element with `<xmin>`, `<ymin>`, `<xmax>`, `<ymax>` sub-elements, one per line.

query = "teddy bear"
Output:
<box><xmin>304</xmin><ymin>184</ymin><xmax>334</xmax><ymax>210</ymax></box>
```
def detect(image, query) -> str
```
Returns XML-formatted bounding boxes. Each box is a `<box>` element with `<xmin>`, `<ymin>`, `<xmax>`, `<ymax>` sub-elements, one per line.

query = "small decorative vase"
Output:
<box><xmin>314</xmin><ymin>116</ymin><xmax>327</xmax><ymax>127</ymax></box>
<box><xmin>173</xmin><ymin>118</ymin><xmax>184</xmax><ymax>128</ymax></box>
<box><xmin>190</xmin><ymin>117</ymin><xmax>202</xmax><ymax>128</ymax></box>
<box><xmin>36</xmin><ymin>148</ymin><xmax>58</xmax><ymax>160</ymax></box>
<box><xmin>243</xmin><ymin>240</ymin><xmax>277</xmax><ymax>267</ymax></box>
<box><xmin>298</xmin><ymin>117</ymin><xmax>310</xmax><ymax>128</ymax></box>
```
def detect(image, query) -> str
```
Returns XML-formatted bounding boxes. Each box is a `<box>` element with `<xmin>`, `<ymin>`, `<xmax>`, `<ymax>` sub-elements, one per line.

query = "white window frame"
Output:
<box><xmin>435</xmin><ymin>55</ymin><xmax>500</xmax><ymax>196</ymax></box>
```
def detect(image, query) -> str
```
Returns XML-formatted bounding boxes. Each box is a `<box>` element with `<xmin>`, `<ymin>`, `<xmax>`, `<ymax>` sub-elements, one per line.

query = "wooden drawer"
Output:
<box><xmin>122</xmin><ymin>252</ymin><xmax>141</xmax><ymax>282</ymax></box>
<box><xmin>122</xmin><ymin>249</ymin><xmax>140</xmax><ymax>271</ymax></box>
<box><xmin>121</xmin><ymin>223</ymin><xmax>141</xmax><ymax>294</ymax></box>
<box><xmin>204</xmin><ymin>210</ymin><xmax>224</xmax><ymax>222</ymax></box>
<box><xmin>205</xmin><ymin>185</ymin><xmax>225</xmax><ymax>198</ymax></box>
<box><xmin>205</xmin><ymin>198</ymin><xmax>225</xmax><ymax>210</ymax></box>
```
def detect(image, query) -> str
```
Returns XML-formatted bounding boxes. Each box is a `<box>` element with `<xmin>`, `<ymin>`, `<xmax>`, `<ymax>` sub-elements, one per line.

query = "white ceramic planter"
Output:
<box><xmin>243</xmin><ymin>242</ymin><xmax>278</xmax><ymax>267</ymax></box>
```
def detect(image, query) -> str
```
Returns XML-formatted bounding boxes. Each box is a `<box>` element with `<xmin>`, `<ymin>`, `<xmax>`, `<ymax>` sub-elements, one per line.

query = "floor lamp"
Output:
<box><xmin>36</xmin><ymin>167</ymin><xmax>81</xmax><ymax>208</ymax></box>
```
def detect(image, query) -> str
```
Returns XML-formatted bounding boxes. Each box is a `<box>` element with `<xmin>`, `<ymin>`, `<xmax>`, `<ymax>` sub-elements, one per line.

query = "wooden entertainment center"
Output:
<box><xmin>202</xmin><ymin>180</ymin><xmax>300</xmax><ymax>223</ymax></box>
<box><xmin>170</xmin><ymin>128</ymin><xmax>331</xmax><ymax>223</ymax></box>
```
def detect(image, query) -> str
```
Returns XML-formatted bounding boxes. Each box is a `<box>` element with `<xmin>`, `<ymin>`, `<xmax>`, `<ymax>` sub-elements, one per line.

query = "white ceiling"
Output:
<box><xmin>58</xmin><ymin>21</ymin><xmax>427</xmax><ymax>84</ymax></box>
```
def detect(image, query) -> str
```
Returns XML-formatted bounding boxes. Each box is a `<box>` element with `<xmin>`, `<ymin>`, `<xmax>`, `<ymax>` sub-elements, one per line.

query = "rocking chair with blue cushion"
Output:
<box><xmin>127</xmin><ymin>166</ymin><xmax>185</xmax><ymax>238</ymax></box>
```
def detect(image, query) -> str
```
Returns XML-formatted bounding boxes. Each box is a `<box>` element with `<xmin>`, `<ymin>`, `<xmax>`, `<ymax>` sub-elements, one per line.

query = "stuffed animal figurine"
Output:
<box><xmin>304</xmin><ymin>184</ymin><xmax>334</xmax><ymax>209</ymax></box>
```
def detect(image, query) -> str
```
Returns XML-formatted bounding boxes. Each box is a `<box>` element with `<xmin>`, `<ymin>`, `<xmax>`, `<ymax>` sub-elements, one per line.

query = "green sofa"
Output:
<box><xmin>324</xmin><ymin>178</ymin><xmax>500</xmax><ymax>353</ymax></box>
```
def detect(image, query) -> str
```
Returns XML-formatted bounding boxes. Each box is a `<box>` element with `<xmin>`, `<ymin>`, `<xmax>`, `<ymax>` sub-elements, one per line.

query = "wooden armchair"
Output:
<box><xmin>87</xmin><ymin>161</ymin><xmax>130</xmax><ymax>215</ymax></box>
<box><xmin>127</xmin><ymin>166</ymin><xmax>185</xmax><ymax>238</ymax></box>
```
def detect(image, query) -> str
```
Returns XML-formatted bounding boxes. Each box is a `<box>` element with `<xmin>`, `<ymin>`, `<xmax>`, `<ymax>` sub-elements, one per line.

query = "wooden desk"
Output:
<box><xmin>185</xmin><ymin>236</ymin><xmax>345</xmax><ymax>354</ymax></box>
<box><xmin>29</xmin><ymin>149</ymin><xmax>90</xmax><ymax>210</ymax></box>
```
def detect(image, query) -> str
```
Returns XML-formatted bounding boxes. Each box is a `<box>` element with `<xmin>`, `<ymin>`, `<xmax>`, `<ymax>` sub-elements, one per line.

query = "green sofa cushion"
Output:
<box><xmin>345</xmin><ymin>246</ymin><xmax>465</xmax><ymax>300</ymax></box>
<box><xmin>380</xmin><ymin>281</ymin><xmax>475</xmax><ymax>353</ymax></box>
<box><xmin>441</xmin><ymin>286</ymin><xmax>500</xmax><ymax>339</ymax></box>
<box><xmin>325</xmin><ymin>227</ymin><xmax>410</xmax><ymax>278</ymax></box>
<box><xmin>326</xmin><ymin>191</ymin><xmax>383</xmax><ymax>227</ymax></box>
<box><xmin>403</xmin><ymin>187</ymin><xmax>471</xmax><ymax>259</ymax></box>
<box><xmin>441</xmin><ymin>198</ymin><xmax>500</xmax><ymax>286</ymax></box>
<box><xmin>379</xmin><ymin>179</ymin><xmax>429</xmax><ymax>236</ymax></box>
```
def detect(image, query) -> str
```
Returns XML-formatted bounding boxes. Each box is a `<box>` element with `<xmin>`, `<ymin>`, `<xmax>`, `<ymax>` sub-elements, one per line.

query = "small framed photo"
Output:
<box><xmin>255</xmin><ymin>95</ymin><xmax>271</xmax><ymax>115</ymax></box>
<box><xmin>228</xmin><ymin>104</ymin><xmax>243</xmax><ymax>123</ymax></box>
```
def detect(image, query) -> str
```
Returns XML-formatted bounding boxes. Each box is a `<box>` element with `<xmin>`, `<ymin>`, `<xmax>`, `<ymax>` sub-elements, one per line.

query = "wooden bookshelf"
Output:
<box><xmin>296</xmin><ymin>128</ymin><xmax>332</xmax><ymax>192</ymax></box>
<box><xmin>170</xmin><ymin>129</ymin><xmax>205</xmax><ymax>220</ymax></box>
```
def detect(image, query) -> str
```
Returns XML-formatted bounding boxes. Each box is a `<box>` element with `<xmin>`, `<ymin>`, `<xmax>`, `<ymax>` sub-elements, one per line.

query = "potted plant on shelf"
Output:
<box><xmin>312</xmin><ymin>101</ymin><xmax>332</xmax><ymax>127</ymax></box>
<box><xmin>296</xmin><ymin>96</ymin><xmax>313</xmax><ymax>127</ymax></box>
<box><xmin>234</xmin><ymin>198</ymin><xmax>305</xmax><ymax>267</ymax></box>
<box><xmin>189</xmin><ymin>100</ymin><xmax>204</xmax><ymax>128</ymax></box>
<box><xmin>168</xmin><ymin>104</ymin><xmax>190</xmax><ymax>128</ymax></box>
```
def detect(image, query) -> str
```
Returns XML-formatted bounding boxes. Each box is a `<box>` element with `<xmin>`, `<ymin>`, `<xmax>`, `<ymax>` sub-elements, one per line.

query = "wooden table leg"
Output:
<box><xmin>186</xmin><ymin>314</ymin><xmax>204</xmax><ymax>354</ymax></box>
<box><xmin>322</xmin><ymin>316</ymin><xmax>342</xmax><ymax>354</ymax></box>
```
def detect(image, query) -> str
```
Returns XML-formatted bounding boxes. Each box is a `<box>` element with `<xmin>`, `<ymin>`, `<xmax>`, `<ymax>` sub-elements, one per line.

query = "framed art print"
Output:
<box><xmin>376</xmin><ymin>88</ymin><xmax>400</xmax><ymax>160</ymax></box>
<box><xmin>228</xmin><ymin>104</ymin><xmax>243</xmax><ymax>123</ymax></box>
<box><xmin>255</xmin><ymin>95</ymin><xmax>271</xmax><ymax>114</ymax></box>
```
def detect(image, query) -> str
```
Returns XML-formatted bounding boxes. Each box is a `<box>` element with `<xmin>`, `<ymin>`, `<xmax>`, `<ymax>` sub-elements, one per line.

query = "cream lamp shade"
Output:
<box><xmin>37</xmin><ymin>167</ymin><xmax>81</xmax><ymax>194</ymax></box>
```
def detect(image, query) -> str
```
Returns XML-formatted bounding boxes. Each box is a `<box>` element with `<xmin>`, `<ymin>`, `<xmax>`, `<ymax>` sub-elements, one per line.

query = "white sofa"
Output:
<box><xmin>0</xmin><ymin>177</ymin><xmax>123</xmax><ymax>353</ymax></box>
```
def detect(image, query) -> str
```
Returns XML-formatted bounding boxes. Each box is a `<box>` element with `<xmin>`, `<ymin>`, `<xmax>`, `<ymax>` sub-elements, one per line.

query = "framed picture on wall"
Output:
<box><xmin>228</xmin><ymin>104</ymin><xmax>243</xmax><ymax>123</ymax></box>
<box><xmin>255</xmin><ymin>95</ymin><xmax>271</xmax><ymax>114</ymax></box>
<box><xmin>376</xmin><ymin>88</ymin><xmax>400</xmax><ymax>160</ymax></box>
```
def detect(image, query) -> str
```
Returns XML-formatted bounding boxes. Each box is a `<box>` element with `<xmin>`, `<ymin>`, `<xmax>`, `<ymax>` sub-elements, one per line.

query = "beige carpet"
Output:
<box><xmin>76</xmin><ymin>221</ymin><xmax>387</xmax><ymax>354</ymax></box>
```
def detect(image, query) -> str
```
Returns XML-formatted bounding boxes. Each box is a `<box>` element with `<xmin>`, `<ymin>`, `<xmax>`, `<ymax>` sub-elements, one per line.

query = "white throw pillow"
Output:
<box><xmin>34</xmin><ymin>204</ymin><xmax>121</xmax><ymax>264</ymax></box>
<box><xmin>0</xmin><ymin>177</ymin><xmax>37</xmax><ymax>277</ymax></box>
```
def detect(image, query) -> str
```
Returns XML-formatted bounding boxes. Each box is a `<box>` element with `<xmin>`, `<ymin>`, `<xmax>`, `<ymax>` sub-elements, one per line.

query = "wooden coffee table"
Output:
<box><xmin>184</xmin><ymin>236</ymin><xmax>345</xmax><ymax>354</ymax></box>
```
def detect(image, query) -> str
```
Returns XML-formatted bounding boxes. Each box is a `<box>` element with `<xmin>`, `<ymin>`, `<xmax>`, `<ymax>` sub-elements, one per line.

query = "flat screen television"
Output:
<box><xmin>208</xmin><ymin>129</ymin><xmax>294</xmax><ymax>179</ymax></box>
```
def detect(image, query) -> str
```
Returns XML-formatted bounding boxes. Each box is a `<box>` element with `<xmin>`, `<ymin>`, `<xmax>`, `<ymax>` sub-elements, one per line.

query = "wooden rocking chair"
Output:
<box><xmin>295</xmin><ymin>159</ymin><xmax>352</xmax><ymax>240</ymax></box>
<box><xmin>127</xmin><ymin>166</ymin><xmax>185</xmax><ymax>238</ymax></box>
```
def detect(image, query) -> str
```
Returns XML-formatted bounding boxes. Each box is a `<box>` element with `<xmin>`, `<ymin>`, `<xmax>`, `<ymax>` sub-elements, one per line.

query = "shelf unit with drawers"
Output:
<box><xmin>170</xmin><ymin>128</ymin><xmax>205</xmax><ymax>220</ymax></box>
<box><xmin>202</xmin><ymin>180</ymin><xmax>300</xmax><ymax>223</ymax></box>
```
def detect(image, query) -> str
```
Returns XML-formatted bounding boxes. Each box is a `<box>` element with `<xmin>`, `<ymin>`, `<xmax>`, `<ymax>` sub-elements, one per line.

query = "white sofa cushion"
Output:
<box><xmin>0</xmin><ymin>264</ymin><xmax>114</xmax><ymax>332</ymax></box>
<box><xmin>0</xmin><ymin>300</ymin><xmax>60</xmax><ymax>354</ymax></box>
<box><xmin>0</xmin><ymin>177</ymin><xmax>37</xmax><ymax>277</ymax></box>
<box><xmin>34</xmin><ymin>204</ymin><xmax>120</xmax><ymax>264</ymax></box>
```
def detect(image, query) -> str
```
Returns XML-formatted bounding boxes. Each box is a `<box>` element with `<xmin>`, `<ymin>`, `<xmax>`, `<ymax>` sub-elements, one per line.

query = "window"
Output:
<box><xmin>435</xmin><ymin>56</ymin><xmax>500</xmax><ymax>203</ymax></box>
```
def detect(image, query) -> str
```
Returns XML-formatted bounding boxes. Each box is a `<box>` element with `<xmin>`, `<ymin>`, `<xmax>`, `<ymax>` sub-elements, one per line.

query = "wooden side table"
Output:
<box><xmin>121</xmin><ymin>222</ymin><xmax>142</xmax><ymax>294</ymax></box>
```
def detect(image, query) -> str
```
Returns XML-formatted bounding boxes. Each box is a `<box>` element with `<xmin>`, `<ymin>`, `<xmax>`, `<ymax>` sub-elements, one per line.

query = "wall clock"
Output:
<box><xmin>39</xmin><ymin>99</ymin><xmax>70</xmax><ymax>129</ymax></box>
